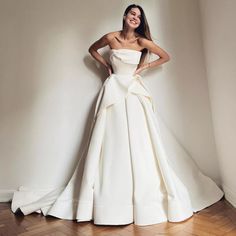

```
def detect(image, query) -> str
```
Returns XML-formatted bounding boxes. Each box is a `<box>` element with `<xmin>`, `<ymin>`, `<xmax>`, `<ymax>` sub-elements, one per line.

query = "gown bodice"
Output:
<box><xmin>109</xmin><ymin>48</ymin><xmax>142</xmax><ymax>75</ymax></box>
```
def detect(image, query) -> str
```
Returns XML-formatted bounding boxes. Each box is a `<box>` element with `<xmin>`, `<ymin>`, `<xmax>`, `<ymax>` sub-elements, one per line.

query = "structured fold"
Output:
<box><xmin>95</xmin><ymin>74</ymin><xmax>155</xmax><ymax>117</ymax></box>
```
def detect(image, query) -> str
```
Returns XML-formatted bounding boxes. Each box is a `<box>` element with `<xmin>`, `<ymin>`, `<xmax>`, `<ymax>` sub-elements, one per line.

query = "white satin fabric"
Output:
<box><xmin>11</xmin><ymin>48</ymin><xmax>224</xmax><ymax>226</ymax></box>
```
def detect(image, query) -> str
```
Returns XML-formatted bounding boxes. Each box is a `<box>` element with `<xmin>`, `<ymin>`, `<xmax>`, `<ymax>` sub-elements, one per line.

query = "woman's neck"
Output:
<box><xmin>120</xmin><ymin>28</ymin><xmax>137</xmax><ymax>41</ymax></box>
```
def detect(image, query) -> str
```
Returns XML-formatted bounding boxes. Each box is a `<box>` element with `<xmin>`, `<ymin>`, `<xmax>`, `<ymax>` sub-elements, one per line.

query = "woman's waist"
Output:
<box><xmin>112</xmin><ymin>66</ymin><xmax>137</xmax><ymax>75</ymax></box>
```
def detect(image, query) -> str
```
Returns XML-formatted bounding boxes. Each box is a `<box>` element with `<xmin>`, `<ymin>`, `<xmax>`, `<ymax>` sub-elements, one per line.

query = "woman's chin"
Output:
<box><xmin>127</xmin><ymin>23</ymin><xmax>139</xmax><ymax>29</ymax></box>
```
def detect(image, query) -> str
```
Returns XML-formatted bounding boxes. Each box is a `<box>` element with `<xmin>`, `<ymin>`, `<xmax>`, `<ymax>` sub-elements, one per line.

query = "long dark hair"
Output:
<box><xmin>122</xmin><ymin>4</ymin><xmax>152</xmax><ymax>61</ymax></box>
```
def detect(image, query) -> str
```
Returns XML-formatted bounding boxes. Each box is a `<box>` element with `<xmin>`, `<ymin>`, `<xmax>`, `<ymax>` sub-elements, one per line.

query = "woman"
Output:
<box><xmin>11</xmin><ymin>4</ymin><xmax>224</xmax><ymax>226</ymax></box>
<box><xmin>88</xmin><ymin>5</ymin><xmax>170</xmax><ymax>77</ymax></box>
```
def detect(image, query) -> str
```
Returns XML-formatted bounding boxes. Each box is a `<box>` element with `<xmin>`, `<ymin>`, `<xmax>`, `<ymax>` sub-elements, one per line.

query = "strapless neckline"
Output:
<box><xmin>110</xmin><ymin>48</ymin><xmax>142</xmax><ymax>54</ymax></box>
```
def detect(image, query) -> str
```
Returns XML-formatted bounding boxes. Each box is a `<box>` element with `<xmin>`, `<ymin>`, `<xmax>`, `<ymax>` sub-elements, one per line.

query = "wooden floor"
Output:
<box><xmin>0</xmin><ymin>197</ymin><xmax>235</xmax><ymax>236</ymax></box>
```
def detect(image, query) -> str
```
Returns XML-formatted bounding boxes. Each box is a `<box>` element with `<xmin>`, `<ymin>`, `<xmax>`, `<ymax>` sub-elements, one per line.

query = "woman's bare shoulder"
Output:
<box><xmin>138</xmin><ymin>36</ymin><xmax>151</xmax><ymax>44</ymax></box>
<box><xmin>103</xmin><ymin>31</ymin><xmax>120</xmax><ymax>41</ymax></box>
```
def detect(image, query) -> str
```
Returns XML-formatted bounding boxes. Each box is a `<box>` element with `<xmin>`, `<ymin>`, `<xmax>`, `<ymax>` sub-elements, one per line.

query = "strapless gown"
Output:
<box><xmin>11</xmin><ymin>48</ymin><xmax>224</xmax><ymax>226</ymax></box>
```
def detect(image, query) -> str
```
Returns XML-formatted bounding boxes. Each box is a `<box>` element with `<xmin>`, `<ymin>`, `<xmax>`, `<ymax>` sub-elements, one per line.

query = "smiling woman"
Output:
<box><xmin>87</xmin><ymin>4</ymin><xmax>170</xmax><ymax>76</ymax></box>
<box><xmin>125</xmin><ymin>8</ymin><xmax>141</xmax><ymax>26</ymax></box>
<box><xmin>11</xmin><ymin>3</ymin><xmax>224</xmax><ymax>227</ymax></box>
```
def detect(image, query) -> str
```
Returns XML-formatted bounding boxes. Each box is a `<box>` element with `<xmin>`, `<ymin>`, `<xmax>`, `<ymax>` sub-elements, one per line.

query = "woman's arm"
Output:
<box><xmin>88</xmin><ymin>33</ymin><xmax>113</xmax><ymax>75</ymax></box>
<box><xmin>135</xmin><ymin>38</ymin><xmax>170</xmax><ymax>74</ymax></box>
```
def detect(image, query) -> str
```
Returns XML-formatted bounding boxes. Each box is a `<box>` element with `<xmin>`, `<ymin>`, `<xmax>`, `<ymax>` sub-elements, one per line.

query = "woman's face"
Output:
<box><xmin>124</xmin><ymin>7</ymin><xmax>141</xmax><ymax>29</ymax></box>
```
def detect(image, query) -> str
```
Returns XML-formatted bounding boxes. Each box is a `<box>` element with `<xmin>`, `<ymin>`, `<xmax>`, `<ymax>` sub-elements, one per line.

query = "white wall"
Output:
<box><xmin>139</xmin><ymin>0</ymin><xmax>222</xmax><ymax>183</ymax></box>
<box><xmin>0</xmin><ymin>0</ymin><xmax>223</xmax><ymax>203</ymax></box>
<box><xmin>199</xmin><ymin>0</ymin><xmax>236</xmax><ymax>207</ymax></box>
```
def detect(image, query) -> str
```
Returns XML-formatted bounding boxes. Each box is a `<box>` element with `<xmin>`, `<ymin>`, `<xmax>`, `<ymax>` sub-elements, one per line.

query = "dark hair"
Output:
<box><xmin>122</xmin><ymin>4</ymin><xmax>152</xmax><ymax>62</ymax></box>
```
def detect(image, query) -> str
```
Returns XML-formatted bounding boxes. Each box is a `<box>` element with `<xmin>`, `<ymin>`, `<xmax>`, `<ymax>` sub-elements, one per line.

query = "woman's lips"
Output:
<box><xmin>130</xmin><ymin>20</ymin><xmax>137</xmax><ymax>24</ymax></box>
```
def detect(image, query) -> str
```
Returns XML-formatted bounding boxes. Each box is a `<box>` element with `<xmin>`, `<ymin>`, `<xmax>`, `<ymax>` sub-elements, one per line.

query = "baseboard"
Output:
<box><xmin>222</xmin><ymin>184</ymin><xmax>236</xmax><ymax>207</ymax></box>
<box><xmin>0</xmin><ymin>189</ymin><xmax>15</xmax><ymax>202</ymax></box>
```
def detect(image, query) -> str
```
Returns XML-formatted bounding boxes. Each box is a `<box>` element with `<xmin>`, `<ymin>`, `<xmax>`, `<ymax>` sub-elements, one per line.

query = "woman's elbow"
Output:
<box><xmin>165</xmin><ymin>54</ymin><xmax>171</xmax><ymax>62</ymax></box>
<box><xmin>88</xmin><ymin>47</ymin><xmax>93</xmax><ymax>53</ymax></box>
<box><xmin>88</xmin><ymin>46</ymin><xmax>95</xmax><ymax>53</ymax></box>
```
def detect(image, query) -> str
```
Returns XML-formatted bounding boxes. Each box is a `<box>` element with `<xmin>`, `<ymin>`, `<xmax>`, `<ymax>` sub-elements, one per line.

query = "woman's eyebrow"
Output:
<box><xmin>131</xmin><ymin>10</ymin><xmax>141</xmax><ymax>17</ymax></box>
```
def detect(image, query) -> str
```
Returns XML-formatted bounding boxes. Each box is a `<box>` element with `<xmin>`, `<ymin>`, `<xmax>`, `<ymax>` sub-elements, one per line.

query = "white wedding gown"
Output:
<box><xmin>11</xmin><ymin>48</ymin><xmax>224</xmax><ymax>226</ymax></box>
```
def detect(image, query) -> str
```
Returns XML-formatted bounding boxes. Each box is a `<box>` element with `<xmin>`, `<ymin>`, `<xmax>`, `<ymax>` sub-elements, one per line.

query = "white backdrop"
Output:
<box><xmin>1</xmin><ymin>0</ymin><xmax>233</xmax><ymax>206</ymax></box>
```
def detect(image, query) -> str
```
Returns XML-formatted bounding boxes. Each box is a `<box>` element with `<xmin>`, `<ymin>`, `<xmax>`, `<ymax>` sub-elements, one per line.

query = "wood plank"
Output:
<box><xmin>0</xmin><ymin>198</ymin><xmax>235</xmax><ymax>236</ymax></box>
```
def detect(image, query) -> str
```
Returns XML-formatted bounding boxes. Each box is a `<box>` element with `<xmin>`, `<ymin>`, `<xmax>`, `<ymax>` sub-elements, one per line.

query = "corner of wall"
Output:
<box><xmin>222</xmin><ymin>184</ymin><xmax>236</xmax><ymax>208</ymax></box>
